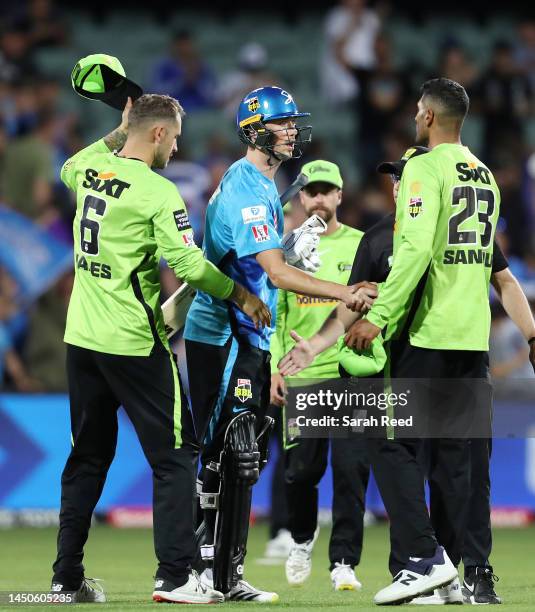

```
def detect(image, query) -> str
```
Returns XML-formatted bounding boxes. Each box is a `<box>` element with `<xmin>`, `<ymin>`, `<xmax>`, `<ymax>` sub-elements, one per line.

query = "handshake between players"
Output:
<box><xmin>241</xmin><ymin>213</ymin><xmax>378</xmax><ymax>331</ymax></box>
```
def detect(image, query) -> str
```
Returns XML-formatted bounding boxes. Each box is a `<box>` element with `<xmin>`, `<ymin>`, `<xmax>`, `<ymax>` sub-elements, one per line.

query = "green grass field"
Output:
<box><xmin>0</xmin><ymin>523</ymin><xmax>534</xmax><ymax>610</ymax></box>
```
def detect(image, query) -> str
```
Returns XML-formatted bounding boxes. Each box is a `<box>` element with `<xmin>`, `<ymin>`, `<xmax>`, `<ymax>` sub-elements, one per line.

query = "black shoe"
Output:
<box><xmin>462</xmin><ymin>566</ymin><xmax>501</xmax><ymax>604</ymax></box>
<box><xmin>51</xmin><ymin>578</ymin><xmax>106</xmax><ymax>603</ymax></box>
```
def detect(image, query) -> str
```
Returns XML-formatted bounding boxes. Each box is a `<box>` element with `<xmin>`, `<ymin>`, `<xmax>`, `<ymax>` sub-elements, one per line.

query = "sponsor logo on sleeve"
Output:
<box><xmin>234</xmin><ymin>378</ymin><xmax>253</xmax><ymax>403</ymax></box>
<box><xmin>173</xmin><ymin>210</ymin><xmax>192</xmax><ymax>231</ymax></box>
<box><xmin>408</xmin><ymin>197</ymin><xmax>423</xmax><ymax>218</ymax></box>
<box><xmin>182</xmin><ymin>231</ymin><xmax>195</xmax><ymax>247</ymax></box>
<box><xmin>241</xmin><ymin>205</ymin><xmax>267</xmax><ymax>224</ymax></box>
<box><xmin>252</xmin><ymin>224</ymin><xmax>269</xmax><ymax>242</ymax></box>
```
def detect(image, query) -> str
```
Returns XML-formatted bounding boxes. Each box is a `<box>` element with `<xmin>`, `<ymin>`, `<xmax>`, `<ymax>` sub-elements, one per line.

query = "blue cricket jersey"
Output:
<box><xmin>184</xmin><ymin>157</ymin><xmax>283</xmax><ymax>350</ymax></box>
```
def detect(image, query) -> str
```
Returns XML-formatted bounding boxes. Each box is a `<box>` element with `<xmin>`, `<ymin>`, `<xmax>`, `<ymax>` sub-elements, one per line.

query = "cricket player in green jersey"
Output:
<box><xmin>51</xmin><ymin>94</ymin><xmax>270</xmax><ymax>604</ymax></box>
<box><xmin>348</xmin><ymin>78</ymin><xmax>501</xmax><ymax>605</ymax></box>
<box><xmin>269</xmin><ymin>161</ymin><xmax>370</xmax><ymax>592</ymax></box>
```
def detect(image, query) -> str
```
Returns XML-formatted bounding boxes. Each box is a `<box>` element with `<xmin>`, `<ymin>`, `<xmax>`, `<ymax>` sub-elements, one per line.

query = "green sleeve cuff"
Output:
<box><xmin>221</xmin><ymin>279</ymin><xmax>235</xmax><ymax>300</ymax></box>
<box><xmin>366</xmin><ymin>310</ymin><xmax>387</xmax><ymax>330</ymax></box>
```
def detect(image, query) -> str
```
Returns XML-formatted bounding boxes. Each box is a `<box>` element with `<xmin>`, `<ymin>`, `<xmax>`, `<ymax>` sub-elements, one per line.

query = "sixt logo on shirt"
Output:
<box><xmin>241</xmin><ymin>205</ymin><xmax>266</xmax><ymax>224</ymax></box>
<box><xmin>456</xmin><ymin>162</ymin><xmax>491</xmax><ymax>184</ymax></box>
<box><xmin>82</xmin><ymin>169</ymin><xmax>131</xmax><ymax>199</ymax></box>
<box><xmin>295</xmin><ymin>294</ymin><xmax>338</xmax><ymax>307</ymax></box>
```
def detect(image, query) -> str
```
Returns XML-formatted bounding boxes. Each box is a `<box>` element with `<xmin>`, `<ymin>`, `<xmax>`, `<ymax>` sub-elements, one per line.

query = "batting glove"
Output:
<box><xmin>282</xmin><ymin>214</ymin><xmax>327</xmax><ymax>273</ymax></box>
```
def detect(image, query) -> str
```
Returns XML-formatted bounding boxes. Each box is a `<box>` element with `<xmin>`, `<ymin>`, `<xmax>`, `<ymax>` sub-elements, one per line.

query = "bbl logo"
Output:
<box><xmin>234</xmin><ymin>378</ymin><xmax>253</xmax><ymax>403</ymax></box>
<box><xmin>408</xmin><ymin>197</ymin><xmax>423</xmax><ymax>218</ymax></box>
<box><xmin>247</xmin><ymin>97</ymin><xmax>260</xmax><ymax>113</ymax></box>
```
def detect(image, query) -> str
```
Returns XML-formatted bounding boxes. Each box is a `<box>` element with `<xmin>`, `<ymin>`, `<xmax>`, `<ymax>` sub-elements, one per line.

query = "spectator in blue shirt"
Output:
<box><xmin>148</xmin><ymin>30</ymin><xmax>217</xmax><ymax>113</ymax></box>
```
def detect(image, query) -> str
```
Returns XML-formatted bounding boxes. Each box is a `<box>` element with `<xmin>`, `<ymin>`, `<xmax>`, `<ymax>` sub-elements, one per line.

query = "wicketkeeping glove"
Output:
<box><xmin>282</xmin><ymin>214</ymin><xmax>327</xmax><ymax>273</ymax></box>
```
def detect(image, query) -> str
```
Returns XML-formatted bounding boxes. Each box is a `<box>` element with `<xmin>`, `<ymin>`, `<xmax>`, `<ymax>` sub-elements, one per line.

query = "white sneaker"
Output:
<box><xmin>51</xmin><ymin>578</ymin><xmax>106</xmax><ymax>603</ymax></box>
<box><xmin>264</xmin><ymin>529</ymin><xmax>294</xmax><ymax>559</ymax></box>
<box><xmin>226</xmin><ymin>579</ymin><xmax>279</xmax><ymax>602</ymax></box>
<box><xmin>410</xmin><ymin>577</ymin><xmax>463</xmax><ymax>605</ymax></box>
<box><xmin>374</xmin><ymin>546</ymin><xmax>458</xmax><ymax>605</ymax></box>
<box><xmin>152</xmin><ymin>571</ymin><xmax>224</xmax><ymax>604</ymax></box>
<box><xmin>285</xmin><ymin>526</ymin><xmax>319</xmax><ymax>587</ymax></box>
<box><xmin>200</xmin><ymin>569</ymin><xmax>278</xmax><ymax>603</ymax></box>
<box><xmin>199</xmin><ymin>568</ymin><xmax>214</xmax><ymax>589</ymax></box>
<box><xmin>331</xmin><ymin>562</ymin><xmax>362</xmax><ymax>591</ymax></box>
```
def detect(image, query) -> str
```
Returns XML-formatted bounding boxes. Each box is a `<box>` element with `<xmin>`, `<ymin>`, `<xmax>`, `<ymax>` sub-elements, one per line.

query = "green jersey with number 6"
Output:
<box><xmin>61</xmin><ymin>139</ymin><xmax>234</xmax><ymax>356</ymax></box>
<box><xmin>366</xmin><ymin>143</ymin><xmax>500</xmax><ymax>350</ymax></box>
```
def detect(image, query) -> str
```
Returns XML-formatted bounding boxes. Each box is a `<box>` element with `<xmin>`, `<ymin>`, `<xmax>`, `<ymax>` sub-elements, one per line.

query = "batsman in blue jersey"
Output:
<box><xmin>184</xmin><ymin>86</ymin><xmax>375</xmax><ymax>602</ymax></box>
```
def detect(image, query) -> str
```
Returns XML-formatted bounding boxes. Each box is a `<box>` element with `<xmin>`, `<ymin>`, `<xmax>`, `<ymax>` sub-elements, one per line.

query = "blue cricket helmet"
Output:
<box><xmin>236</xmin><ymin>86</ymin><xmax>312</xmax><ymax>160</ymax></box>
<box><xmin>237</xmin><ymin>86</ymin><xmax>310</xmax><ymax>128</ymax></box>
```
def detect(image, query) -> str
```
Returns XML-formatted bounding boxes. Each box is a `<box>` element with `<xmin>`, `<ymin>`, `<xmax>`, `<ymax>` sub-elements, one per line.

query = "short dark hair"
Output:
<box><xmin>420</xmin><ymin>78</ymin><xmax>469</xmax><ymax>122</ymax></box>
<box><xmin>128</xmin><ymin>94</ymin><xmax>185</xmax><ymax>131</ymax></box>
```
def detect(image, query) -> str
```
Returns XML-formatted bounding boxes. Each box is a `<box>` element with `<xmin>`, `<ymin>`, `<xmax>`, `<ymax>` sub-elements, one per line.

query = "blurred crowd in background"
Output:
<box><xmin>1</xmin><ymin>0</ymin><xmax>535</xmax><ymax>391</ymax></box>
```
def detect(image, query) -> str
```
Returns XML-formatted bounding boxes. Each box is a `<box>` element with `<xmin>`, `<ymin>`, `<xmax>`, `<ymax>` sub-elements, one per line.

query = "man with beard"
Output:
<box><xmin>51</xmin><ymin>94</ymin><xmax>271</xmax><ymax>604</ymax></box>
<box><xmin>281</xmin><ymin>78</ymin><xmax>505</xmax><ymax>605</ymax></box>
<box><xmin>279</xmin><ymin>143</ymin><xmax>535</xmax><ymax>605</ymax></box>
<box><xmin>345</xmin><ymin>78</ymin><xmax>502</xmax><ymax>604</ymax></box>
<box><xmin>269</xmin><ymin>160</ymin><xmax>370</xmax><ymax>592</ymax></box>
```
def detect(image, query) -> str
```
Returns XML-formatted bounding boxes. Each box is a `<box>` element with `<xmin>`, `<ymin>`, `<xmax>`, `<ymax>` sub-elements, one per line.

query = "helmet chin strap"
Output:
<box><xmin>266</xmin><ymin>148</ymin><xmax>287</xmax><ymax>166</ymax></box>
<box><xmin>248</xmin><ymin>123</ymin><xmax>293</xmax><ymax>165</ymax></box>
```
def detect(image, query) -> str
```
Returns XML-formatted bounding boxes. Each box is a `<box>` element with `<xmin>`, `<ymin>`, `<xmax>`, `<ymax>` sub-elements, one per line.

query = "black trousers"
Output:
<box><xmin>266</xmin><ymin>404</ymin><xmax>289</xmax><ymax>540</ymax></box>
<box><xmin>417</xmin><ymin>437</ymin><xmax>493</xmax><ymax>571</ymax></box>
<box><xmin>463</xmin><ymin>438</ymin><xmax>492</xmax><ymax>569</ymax></box>
<box><xmin>370</xmin><ymin>341</ymin><xmax>489</xmax><ymax>575</ymax></box>
<box><xmin>53</xmin><ymin>344</ymin><xmax>198</xmax><ymax>589</ymax></box>
<box><xmin>285</xmin><ymin>435</ymin><xmax>370</xmax><ymax>570</ymax></box>
<box><xmin>185</xmin><ymin>338</ymin><xmax>271</xmax><ymax>463</ymax></box>
<box><xmin>185</xmin><ymin>337</ymin><xmax>271</xmax><ymax>550</ymax></box>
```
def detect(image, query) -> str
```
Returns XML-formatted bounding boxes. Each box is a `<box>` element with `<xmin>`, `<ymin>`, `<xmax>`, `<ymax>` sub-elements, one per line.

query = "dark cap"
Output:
<box><xmin>376</xmin><ymin>146</ymin><xmax>430</xmax><ymax>179</ymax></box>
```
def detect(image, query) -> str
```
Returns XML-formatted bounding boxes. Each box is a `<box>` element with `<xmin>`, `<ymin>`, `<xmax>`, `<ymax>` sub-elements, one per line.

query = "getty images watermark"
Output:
<box><xmin>283</xmin><ymin>377</ymin><xmax>509</xmax><ymax>439</ymax></box>
<box><xmin>294</xmin><ymin>387</ymin><xmax>412</xmax><ymax>429</ymax></box>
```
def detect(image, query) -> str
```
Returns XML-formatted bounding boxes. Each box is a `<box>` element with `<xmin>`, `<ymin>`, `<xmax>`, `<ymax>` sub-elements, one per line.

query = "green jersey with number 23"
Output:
<box><xmin>367</xmin><ymin>143</ymin><xmax>500</xmax><ymax>350</ymax></box>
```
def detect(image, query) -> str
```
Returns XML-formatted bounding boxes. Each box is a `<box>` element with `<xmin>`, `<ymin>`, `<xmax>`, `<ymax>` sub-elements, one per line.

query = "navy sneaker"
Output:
<box><xmin>463</xmin><ymin>566</ymin><xmax>501</xmax><ymax>604</ymax></box>
<box><xmin>374</xmin><ymin>546</ymin><xmax>458</xmax><ymax>605</ymax></box>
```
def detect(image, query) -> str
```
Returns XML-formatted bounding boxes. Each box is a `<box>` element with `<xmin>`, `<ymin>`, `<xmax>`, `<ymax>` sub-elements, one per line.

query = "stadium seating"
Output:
<box><xmin>35</xmin><ymin>10</ymin><xmax>533</xmax><ymax>187</ymax></box>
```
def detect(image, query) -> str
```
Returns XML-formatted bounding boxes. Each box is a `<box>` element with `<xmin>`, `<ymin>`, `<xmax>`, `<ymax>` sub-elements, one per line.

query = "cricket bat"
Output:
<box><xmin>163</xmin><ymin>173</ymin><xmax>310</xmax><ymax>338</ymax></box>
<box><xmin>162</xmin><ymin>282</ymin><xmax>197</xmax><ymax>339</ymax></box>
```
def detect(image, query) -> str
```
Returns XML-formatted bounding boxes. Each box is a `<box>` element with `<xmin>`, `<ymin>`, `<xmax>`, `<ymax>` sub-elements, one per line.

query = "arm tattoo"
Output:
<box><xmin>103</xmin><ymin>127</ymin><xmax>128</xmax><ymax>152</ymax></box>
